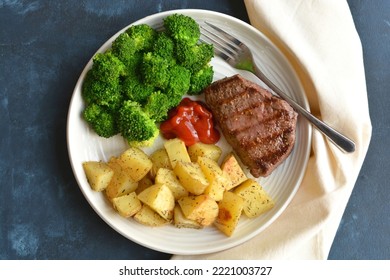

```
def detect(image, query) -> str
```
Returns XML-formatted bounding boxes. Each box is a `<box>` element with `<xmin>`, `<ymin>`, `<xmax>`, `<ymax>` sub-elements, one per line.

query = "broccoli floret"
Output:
<box><xmin>90</xmin><ymin>52</ymin><xmax>126</xmax><ymax>84</ymax></box>
<box><xmin>152</xmin><ymin>32</ymin><xmax>176</xmax><ymax>64</ymax></box>
<box><xmin>121</xmin><ymin>75</ymin><xmax>154</xmax><ymax>104</ymax></box>
<box><xmin>167</xmin><ymin>64</ymin><xmax>191</xmax><ymax>96</ymax></box>
<box><xmin>126</xmin><ymin>24</ymin><xmax>157</xmax><ymax>52</ymax></box>
<box><xmin>112</xmin><ymin>33</ymin><xmax>136</xmax><ymax>62</ymax></box>
<box><xmin>82</xmin><ymin>71</ymin><xmax>98</xmax><ymax>104</ymax></box>
<box><xmin>141</xmin><ymin>52</ymin><xmax>170</xmax><ymax>89</ymax></box>
<box><xmin>83</xmin><ymin>103</ymin><xmax>118</xmax><ymax>138</ymax></box>
<box><xmin>112</xmin><ymin>33</ymin><xmax>146</xmax><ymax>76</ymax></box>
<box><xmin>144</xmin><ymin>91</ymin><xmax>171</xmax><ymax>122</ymax></box>
<box><xmin>166</xmin><ymin>89</ymin><xmax>185</xmax><ymax>108</ymax></box>
<box><xmin>163</xmin><ymin>13</ymin><xmax>200</xmax><ymax>45</ymax></box>
<box><xmin>175</xmin><ymin>42</ymin><xmax>214</xmax><ymax>73</ymax></box>
<box><xmin>82</xmin><ymin>71</ymin><xmax>123</xmax><ymax>110</ymax></box>
<box><xmin>189</xmin><ymin>64</ymin><xmax>214</xmax><ymax>94</ymax></box>
<box><xmin>125</xmin><ymin>51</ymin><xmax>144</xmax><ymax>76</ymax></box>
<box><xmin>118</xmin><ymin>100</ymin><xmax>159</xmax><ymax>146</ymax></box>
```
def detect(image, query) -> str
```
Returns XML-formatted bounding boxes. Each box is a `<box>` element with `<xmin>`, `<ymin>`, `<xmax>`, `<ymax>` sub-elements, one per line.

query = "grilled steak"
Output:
<box><xmin>203</xmin><ymin>74</ymin><xmax>298</xmax><ymax>177</ymax></box>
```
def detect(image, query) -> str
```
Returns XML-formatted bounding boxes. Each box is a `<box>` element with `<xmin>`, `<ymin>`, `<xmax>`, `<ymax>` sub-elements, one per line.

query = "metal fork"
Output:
<box><xmin>201</xmin><ymin>22</ymin><xmax>356</xmax><ymax>153</ymax></box>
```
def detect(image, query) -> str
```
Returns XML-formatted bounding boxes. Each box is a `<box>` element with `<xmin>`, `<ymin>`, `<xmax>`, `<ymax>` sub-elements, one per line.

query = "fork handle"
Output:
<box><xmin>254</xmin><ymin>66</ymin><xmax>356</xmax><ymax>153</ymax></box>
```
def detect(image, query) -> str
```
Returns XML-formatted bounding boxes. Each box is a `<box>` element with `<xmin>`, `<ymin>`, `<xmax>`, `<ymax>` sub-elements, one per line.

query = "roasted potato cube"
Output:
<box><xmin>197</xmin><ymin>156</ymin><xmax>232</xmax><ymax>201</ymax></box>
<box><xmin>221</xmin><ymin>152</ymin><xmax>247</xmax><ymax>189</ymax></box>
<box><xmin>118</xmin><ymin>147</ymin><xmax>152</xmax><ymax>182</ymax></box>
<box><xmin>105</xmin><ymin>157</ymin><xmax>138</xmax><ymax>201</ymax></box>
<box><xmin>173</xmin><ymin>205</ymin><xmax>203</xmax><ymax>229</ymax></box>
<box><xmin>82</xmin><ymin>161</ymin><xmax>114</xmax><ymax>192</ymax></box>
<box><xmin>135</xmin><ymin>175</ymin><xmax>153</xmax><ymax>195</ymax></box>
<box><xmin>174</xmin><ymin>161</ymin><xmax>209</xmax><ymax>195</ymax></box>
<box><xmin>149</xmin><ymin>148</ymin><xmax>172</xmax><ymax>178</ymax></box>
<box><xmin>233</xmin><ymin>179</ymin><xmax>274</xmax><ymax>218</ymax></box>
<box><xmin>137</xmin><ymin>183</ymin><xmax>175</xmax><ymax>221</ymax></box>
<box><xmin>214</xmin><ymin>192</ymin><xmax>244</xmax><ymax>237</ymax></box>
<box><xmin>177</xmin><ymin>195</ymin><xmax>219</xmax><ymax>226</ymax></box>
<box><xmin>203</xmin><ymin>176</ymin><xmax>230</xmax><ymax>201</ymax></box>
<box><xmin>164</xmin><ymin>138</ymin><xmax>191</xmax><ymax>168</ymax></box>
<box><xmin>197</xmin><ymin>156</ymin><xmax>222</xmax><ymax>178</ymax></box>
<box><xmin>188</xmin><ymin>142</ymin><xmax>222</xmax><ymax>162</ymax></box>
<box><xmin>112</xmin><ymin>192</ymin><xmax>142</xmax><ymax>218</ymax></box>
<box><xmin>133</xmin><ymin>205</ymin><xmax>170</xmax><ymax>227</ymax></box>
<box><xmin>155</xmin><ymin>168</ymin><xmax>189</xmax><ymax>199</ymax></box>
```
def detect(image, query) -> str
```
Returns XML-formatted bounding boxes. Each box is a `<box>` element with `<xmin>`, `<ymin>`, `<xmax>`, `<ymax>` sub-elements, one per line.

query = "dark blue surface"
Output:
<box><xmin>328</xmin><ymin>0</ymin><xmax>390</xmax><ymax>260</ymax></box>
<box><xmin>0</xmin><ymin>0</ymin><xmax>388</xmax><ymax>260</ymax></box>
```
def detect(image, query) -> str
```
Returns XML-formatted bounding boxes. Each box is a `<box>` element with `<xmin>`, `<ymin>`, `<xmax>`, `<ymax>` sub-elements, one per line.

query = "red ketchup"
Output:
<box><xmin>160</xmin><ymin>98</ymin><xmax>220</xmax><ymax>146</ymax></box>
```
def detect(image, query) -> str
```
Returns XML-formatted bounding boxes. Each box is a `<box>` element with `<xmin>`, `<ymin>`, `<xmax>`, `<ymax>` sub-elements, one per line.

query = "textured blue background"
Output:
<box><xmin>0</xmin><ymin>0</ymin><xmax>388</xmax><ymax>259</ymax></box>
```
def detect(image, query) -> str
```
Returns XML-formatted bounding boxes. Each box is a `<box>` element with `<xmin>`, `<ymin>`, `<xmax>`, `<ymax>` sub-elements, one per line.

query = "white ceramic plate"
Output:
<box><xmin>67</xmin><ymin>9</ymin><xmax>311</xmax><ymax>255</ymax></box>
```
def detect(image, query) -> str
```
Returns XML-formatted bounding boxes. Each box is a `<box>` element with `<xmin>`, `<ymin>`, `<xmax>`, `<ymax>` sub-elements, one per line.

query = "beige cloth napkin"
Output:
<box><xmin>173</xmin><ymin>0</ymin><xmax>372</xmax><ymax>259</ymax></box>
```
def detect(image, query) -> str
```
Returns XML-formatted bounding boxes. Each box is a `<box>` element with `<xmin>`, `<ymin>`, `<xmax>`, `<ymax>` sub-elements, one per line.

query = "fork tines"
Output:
<box><xmin>200</xmin><ymin>22</ymin><xmax>243</xmax><ymax>61</ymax></box>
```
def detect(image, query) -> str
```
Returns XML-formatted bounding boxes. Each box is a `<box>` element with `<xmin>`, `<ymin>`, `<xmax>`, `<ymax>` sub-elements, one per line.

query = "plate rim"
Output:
<box><xmin>66</xmin><ymin>8</ymin><xmax>312</xmax><ymax>255</ymax></box>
